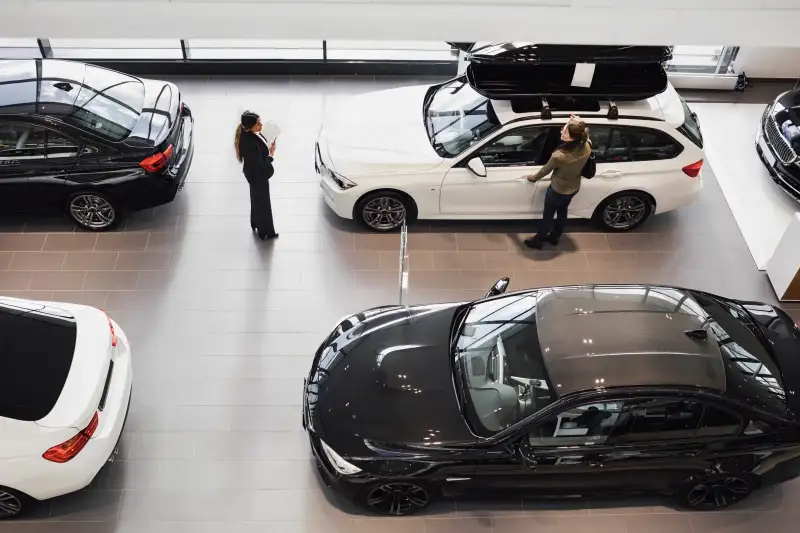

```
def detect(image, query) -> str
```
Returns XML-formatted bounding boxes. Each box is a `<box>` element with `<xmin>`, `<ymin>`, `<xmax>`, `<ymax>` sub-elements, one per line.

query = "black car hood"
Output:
<box><xmin>741</xmin><ymin>302</ymin><xmax>800</xmax><ymax>419</ymax></box>
<box><xmin>771</xmin><ymin>90</ymin><xmax>800</xmax><ymax>152</ymax></box>
<box><xmin>307</xmin><ymin>303</ymin><xmax>477</xmax><ymax>454</ymax></box>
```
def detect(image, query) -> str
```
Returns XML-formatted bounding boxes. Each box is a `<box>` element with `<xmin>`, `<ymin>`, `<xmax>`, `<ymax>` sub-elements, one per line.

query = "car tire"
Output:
<box><xmin>355</xmin><ymin>190</ymin><xmax>416</xmax><ymax>232</ymax></box>
<box><xmin>66</xmin><ymin>192</ymin><xmax>123</xmax><ymax>231</ymax></box>
<box><xmin>0</xmin><ymin>487</ymin><xmax>27</xmax><ymax>519</ymax></box>
<box><xmin>593</xmin><ymin>191</ymin><xmax>653</xmax><ymax>232</ymax></box>
<box><xmin>355</xmin><ymin>481</ymin><xmax>438</xmax><ymax>516</ymax></box>
<box><xmin>676</xmin><ymin>474</ymin><xmax>757</xmax><ymax>511</ymax></box>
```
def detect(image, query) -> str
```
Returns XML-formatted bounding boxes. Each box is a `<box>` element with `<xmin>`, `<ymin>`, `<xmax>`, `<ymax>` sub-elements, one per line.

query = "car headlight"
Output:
<box><xmin>320</xmin><ymin>440</ymin><xmax>362</xmax><ymax>475</ymax></box>
<box><xmin>330</xmin><ymin>171</ymin><xmax>357</xmax><ymax>191</ymax></box>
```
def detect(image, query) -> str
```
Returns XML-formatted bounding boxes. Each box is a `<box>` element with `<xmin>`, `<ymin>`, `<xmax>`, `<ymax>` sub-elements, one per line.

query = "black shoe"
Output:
<box><xmin>544</xmin><ymin>234</ymin><xmax>560</xmax><ymax>246</ymax></box>
<box><xmin>258</xmin><ymin>233</ymin><xmax>279</xmax><ymax>240</ymax></box>
<box><xmin>524</xmin><ymin>236</ymin><xmax>544</xmax><ymax>250</ymax></box>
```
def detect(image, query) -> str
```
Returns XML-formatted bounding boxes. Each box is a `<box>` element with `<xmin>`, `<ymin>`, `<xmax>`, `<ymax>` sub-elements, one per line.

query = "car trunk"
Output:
<box><xmin>34</xmin><ymin>303</ymin><xmax>115</xmax><ymax>432</ymax></box>
<box><xmin>125</xmin><ymin>78</ymin><xmax>184</xmax><ymax>169</ymax></box>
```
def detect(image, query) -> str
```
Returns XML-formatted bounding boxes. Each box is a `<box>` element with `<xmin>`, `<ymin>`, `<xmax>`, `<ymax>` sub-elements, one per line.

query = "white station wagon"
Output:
<box><xmin>316</xmin><ymin>49</ymin><xmax>705</xmax><ymax>232</ymax></box>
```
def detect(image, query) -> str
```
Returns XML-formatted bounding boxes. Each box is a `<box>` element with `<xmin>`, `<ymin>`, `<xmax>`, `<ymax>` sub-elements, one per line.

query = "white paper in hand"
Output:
<box><xmin>261</xmin><ymin>121</ymin><xmax>281</xmax><ymax>143</ymax></box>
<box><xmin>571</xmin><ymin>63</ymin><xmax>596</xmax><ymax>88</ymax></box>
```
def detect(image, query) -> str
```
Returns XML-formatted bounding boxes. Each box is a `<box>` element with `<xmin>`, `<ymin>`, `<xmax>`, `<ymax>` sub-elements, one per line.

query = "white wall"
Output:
<box><xmin>733</xmin><ymin>48</ymin><xmax>800</xmax><ymax>79</ymax></box>
<box><xmin>1</xmin><ymin>0</ymin><xmax>800</xmax><ymax>46</ymax></box>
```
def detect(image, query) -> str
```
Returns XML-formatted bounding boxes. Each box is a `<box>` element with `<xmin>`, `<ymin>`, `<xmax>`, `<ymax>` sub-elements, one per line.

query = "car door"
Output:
<box><xmin>530</xmin><ymin>124</ymin><xmax>622</xmax><ymax>214</ymax></box>
<box><xmin>0</xmin><ymin>122</ymin><xmax>74</xmax><ymax>212</ymax></box>
<box><xmin>470</xmin><ymin>397</ymin><xmax>745</xmax><ymax>497</ymax></box>
<box><xmin>439</xmin><ymin>125</ymin><xmax>552</xmax><ymax>216</ymax></box>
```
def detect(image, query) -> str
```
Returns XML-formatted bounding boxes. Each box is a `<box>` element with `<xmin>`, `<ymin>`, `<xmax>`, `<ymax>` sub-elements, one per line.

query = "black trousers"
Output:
<box><xmin>249</xmin><ymin>180</ymin><xmax>275</xmax><ymax>238</ymax></box>
<box><xmin>536</xmin><ymin>186</ymin><xmax>577</xmax><ymax>240</ymax></box>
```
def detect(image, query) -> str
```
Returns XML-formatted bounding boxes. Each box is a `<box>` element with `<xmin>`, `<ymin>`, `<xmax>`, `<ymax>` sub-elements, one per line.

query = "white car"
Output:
<box><xmin>316</xmin><ymin>77</ymin><xmax>705</xmax><ymax>232</ymax></box>
<box><xmin>0</xmin><ymin>297</ymin><xmax>132</xmax><ymax>519</ymax></box>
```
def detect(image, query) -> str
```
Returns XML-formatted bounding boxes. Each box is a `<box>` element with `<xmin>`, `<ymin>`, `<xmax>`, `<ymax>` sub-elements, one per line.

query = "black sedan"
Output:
<box><xmin>756</xmin><ymin>89</ymin><xmax>800</xmax><ymax>200</ymax></box>
<box><xmin>0</xmin><ymin>59</ymin><xmax>194</xmax><ymax>230</ymax></box>
<box><xmin>303</xmin><ymin>279</ymin><xmax>800</xmax><ymax>515</ymax></box>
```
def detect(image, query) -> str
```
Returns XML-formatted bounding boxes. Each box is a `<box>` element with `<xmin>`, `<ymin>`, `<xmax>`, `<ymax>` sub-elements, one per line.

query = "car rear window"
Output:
<box><xmin>678</xmin><ymin>97</ymin><xmax>703</xmax><ymax>148</ymax></box>
<box><xmin>64</xmin><ymin>65</ymin><xmax>144</xmax><ymax>143</ymax></box>
<box><xmin>0</xmin><ymin>303</ymin><xmax>77</xmax><ymax>421</ymax></box>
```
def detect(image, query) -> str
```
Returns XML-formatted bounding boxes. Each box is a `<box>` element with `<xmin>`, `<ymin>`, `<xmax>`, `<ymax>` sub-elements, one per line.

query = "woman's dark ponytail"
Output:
<box><xmin>234</xmin><ymin>125</ymin><xmax>244</xmax><ymax>163</ymax></box>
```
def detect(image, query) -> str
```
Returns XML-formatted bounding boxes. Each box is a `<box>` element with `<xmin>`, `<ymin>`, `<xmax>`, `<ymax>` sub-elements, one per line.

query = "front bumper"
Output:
<box><xmin>315</xmin><ymin>142</ymin><xmax>356</xmax><ymax>220</ymax></box>
<box><xmin>756</xmin><ymin>110</ymin><xmax>800</xmax><ymax>202</ymax></box>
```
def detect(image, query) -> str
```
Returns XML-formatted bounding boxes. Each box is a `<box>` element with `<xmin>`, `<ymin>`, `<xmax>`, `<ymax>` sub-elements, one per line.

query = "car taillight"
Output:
<box><xmin>682</xmin><ymin>159</ymin><xmax>703</xmax><ymax>178</ymax></box>
<box><xmin>139</xmin><ymin>144</ymin><xmax>174</xmax><ymax>173</ymax></box>
<box><xmin>102</xmin><ymin>311</ymin><xmax>117</xmax><ymax>347</ymax></box>
<box><xmin>43</xmin><ymin>412</ymin><xmax>99</xmax><ymax>463</ymax></box>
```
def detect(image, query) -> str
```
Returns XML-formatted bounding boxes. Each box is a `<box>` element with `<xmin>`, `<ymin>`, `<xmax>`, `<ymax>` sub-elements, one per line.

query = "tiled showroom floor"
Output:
<box><xmin>1</xmin><ymin>76</ymin><xmax>799</xmax><ymax>532</ymax></box>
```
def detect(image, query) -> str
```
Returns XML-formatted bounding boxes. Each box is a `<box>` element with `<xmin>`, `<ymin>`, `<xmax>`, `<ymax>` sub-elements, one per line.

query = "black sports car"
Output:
<box><xmin>756</xmin><ymin>89</ymin><xmax>800</xmax><ymax>200</ymax></box>
<box><xmin>0</xmin><ymin>59</ymin><xmax>194</xmax><ymax>230</ymax></box>
<box><xmin>303</xmin><ymin>279</ymin><xmax>800</xmax><ymax>516</ymax></box>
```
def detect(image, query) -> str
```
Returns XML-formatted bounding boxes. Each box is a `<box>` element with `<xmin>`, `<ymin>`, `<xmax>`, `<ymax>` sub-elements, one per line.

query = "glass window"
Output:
<box><xmin>46</xmin><ymin>131</ymin><xmax>79</xmax><ymax>160</ymax></box>
<box><xmin>591</xmin><ymin>127</ymin><xmax>630</xmax><ymax>163</ymax></box>
<box><xmin>0</xmin><ymin>124</ymin><xmax>47</xmax><ymax>161</ymax></box>
<box><xmin>529</xmin><ymin>401</ymin><xmax>624</xmax><ymax>447</ymax></box>
<box><xmin>0</xmin><ymin>39</ymin><xmax>41</xmax><ymax>59</ymax></box>
<box><xmin>609</xmin><ymin>399</ymin><xmax>703</xmax><ymax>444</ymax></box>
<box><xmin>626</xmin><ymin>128</ymin><xmax>682</xmax><ymax>161</ymax></box>
<box><xmin>478</xmin><ymin>127</ymin><xmax>551</xmax><ymax>167</ymax></box>
<box><xmin>667</xmin><ymin>45</ymin><xmax>726</xmax><ymax>75</ymax></box>
<box><xmin>63</xmin><ymin>65</ymin><xmax>145</xmax><ymax>143</ymax></box>
<box><xmin>678</xmin><ymin>97</ymin><xmax>704</xmax><ymax>148</ymax></box>
<box><xmin>326</xmin><ymin>41</ymin><xmax>457</xmax><ymax>62</ymax></box>
<box><xmin>50</xmin><ymin>39</ymin><xmax>183</xmax><ymax>60</ymax></box>
<box><xmin>455</xmin><ymin>294</ymin><xmax>554</xmax><ymax>435</ymax></box>
<box><xmin>696</xmin><ymin>405</ymin><xmax>741</xmax><ymax>437</ymax></box>
<box><xmin>426</xmin><ymin>78</ymin><xmax>500</xmax><ymax>158</ymax></box>
<box><xmin>186</xmin><ymin>40</ymin><xmax>323</xmax><ymax>60</ymax></box>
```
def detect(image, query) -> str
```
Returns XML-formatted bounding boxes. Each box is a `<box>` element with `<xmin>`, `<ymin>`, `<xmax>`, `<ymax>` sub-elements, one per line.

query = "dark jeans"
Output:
<box><xmin>249</xmin><ymin>180</ymin><xmax>276</xmax><ymax>238</ymax></box>
<box><xmin>536</xmin><ymin>186</ymin><xmax>577</xmax><ymax>240</ymax></box>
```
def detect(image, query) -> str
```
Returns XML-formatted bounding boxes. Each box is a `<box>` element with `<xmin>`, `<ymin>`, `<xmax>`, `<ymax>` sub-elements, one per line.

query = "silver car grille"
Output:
<box><xmin>764</xmin><ymin>109</ymin><xmax>798</xmax><ymax>164</ymax></box>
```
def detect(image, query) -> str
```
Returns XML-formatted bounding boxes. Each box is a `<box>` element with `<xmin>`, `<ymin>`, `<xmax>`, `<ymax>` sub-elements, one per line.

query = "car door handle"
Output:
<box><xmin>599</xmin><ymin>170</ymin><xmax>623</xmax><ymax>178</ymax></box>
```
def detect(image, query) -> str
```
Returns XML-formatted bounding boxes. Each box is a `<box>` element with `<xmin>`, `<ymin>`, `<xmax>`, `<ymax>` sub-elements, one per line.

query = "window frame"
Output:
<box><xmin>0</xmin><ymin>120</ymin><xmax>83</xmax><ymax>163</ymax></box>
<box><xmin>621</xmin><ymin>126</ymin><xmax>685</xmax><ymax>162</ymax></box>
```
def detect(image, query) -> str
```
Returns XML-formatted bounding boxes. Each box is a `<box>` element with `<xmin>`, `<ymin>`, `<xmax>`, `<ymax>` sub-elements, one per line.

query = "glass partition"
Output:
<box><xmin>0</xmin><ymin>39</ymin><xmax>41</xmax><ymax>59</ymax></box>
<box><xmin>326</xmin><ymin>41</ymin><xmax>457</xmax><ymax>62</ymax></box>
<box><xmin>50</xmin><ymin>39</ymin><xmax>183</xmax><ymax>60</ymax></box>
<box><xmin>186</xmin><ymin>40</ymin><xmax>323</xmax><ymax>60</ymax></box>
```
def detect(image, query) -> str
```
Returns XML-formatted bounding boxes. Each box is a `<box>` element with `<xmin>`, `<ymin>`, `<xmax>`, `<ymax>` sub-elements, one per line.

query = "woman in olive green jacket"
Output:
<box><xmin>523</xmin><ymin>116</ymin><xmax>591</xmax><ymax>249</ymax></box>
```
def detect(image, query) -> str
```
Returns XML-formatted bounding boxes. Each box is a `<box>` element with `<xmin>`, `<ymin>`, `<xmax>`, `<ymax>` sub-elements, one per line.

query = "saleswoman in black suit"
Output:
<box><xmin>235</xmin><ymin>111</ymin><xmax>278</xmax><ymax>240</ymax></box>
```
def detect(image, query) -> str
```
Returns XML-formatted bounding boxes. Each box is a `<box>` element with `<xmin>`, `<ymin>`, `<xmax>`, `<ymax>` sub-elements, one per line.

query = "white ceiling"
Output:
<box><xmin>1</xmin><ymin>0</ymin><xmax>799</xmax><ymax>46</ymax></box>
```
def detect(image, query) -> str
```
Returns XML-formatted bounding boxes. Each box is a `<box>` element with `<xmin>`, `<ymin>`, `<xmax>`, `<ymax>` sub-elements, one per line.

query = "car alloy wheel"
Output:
<box><xmin>684</xmin><ymin>476</ymin><xmax>753</xmax><ymax>510</ymax></box>
<box><xmin>602</xmin><ymin>195</ymin><xmax>648</xmax><ymax>230</ymax></box>
<box><xmin>0</xmin><ymin>490</ymin><xmax>22</xmax><ymax>519</ymax></box>
<box><xmin>366</xmin><ymin>483</ymin><xmax>430</xmax><ymax>516</ymax></box>
<box><xmin>362</xmin><ymin>196</ymin><xmax>407</xmax><ymax>231</ymax></box>
<box><xmin>70</xmin><ymin>194</ymin><xmax>117</xmax><ymax>230</ymax></box>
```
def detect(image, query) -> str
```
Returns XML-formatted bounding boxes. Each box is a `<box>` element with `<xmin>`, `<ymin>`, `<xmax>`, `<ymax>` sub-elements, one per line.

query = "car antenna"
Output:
<box><xmin>684</xmin><ymin>329</ymin><xmax>708</xmax><ymax>341</ymax></box>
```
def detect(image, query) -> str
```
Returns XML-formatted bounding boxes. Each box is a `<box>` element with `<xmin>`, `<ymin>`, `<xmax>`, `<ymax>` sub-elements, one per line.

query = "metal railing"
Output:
<box><xmin>398</xmin><ymin>221</ymin><xmax>409</xmax><ymax>306</ymax></box>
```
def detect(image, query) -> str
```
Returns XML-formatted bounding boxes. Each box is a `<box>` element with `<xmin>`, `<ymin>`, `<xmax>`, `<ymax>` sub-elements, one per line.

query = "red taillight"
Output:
<box><xmin>43</xmin><ymin>412</ymin><xmax>99</xmax><ymax>463</ymax></box>
<box><xmin>682</xmin><ymin>159</ymin><xmax>703</xmax><ymax>178</ymax></box>
<box><xmin>102</xmin><ymin>311</ymin><xmax>117</xmax><ymax>347</ymax></box>
<box><xmin>139</xmin><ymin>144</ymin><xmax>174</xmax><ymax>173</ymax></box>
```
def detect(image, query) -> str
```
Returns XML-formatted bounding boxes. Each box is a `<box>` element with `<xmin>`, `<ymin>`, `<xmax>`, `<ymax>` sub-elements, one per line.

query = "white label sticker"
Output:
<box><xmin>571</xmin><ymin>63</ymin><xmax>596</xmax><ymax>88</ymax></box>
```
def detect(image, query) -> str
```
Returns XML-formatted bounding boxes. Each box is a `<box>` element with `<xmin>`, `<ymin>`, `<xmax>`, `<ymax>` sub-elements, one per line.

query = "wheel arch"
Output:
<box><xmin>352</xmin><ymin>188</ymin><xmax>420</xmax><ymax>221</ymax></box>
<box><xmin>592</xmin><ymin>188</ymin><xmax>657</xmax><ymax>217</ymax></box>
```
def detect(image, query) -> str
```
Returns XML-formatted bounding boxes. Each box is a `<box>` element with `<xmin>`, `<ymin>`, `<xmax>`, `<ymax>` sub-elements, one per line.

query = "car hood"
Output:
<box><xmin>306</xmin><ymin>303</ymin><xmax>477</xmax><ymax>454</ymax></box>
<box><xmin>770</xmin><ymin>90</ymin><xmax>800</xmax><ymax>152</ymax></box>
<box><xmin>321</xmin><ymin>85</ymin><xmax>445</xmax><ymax>178</ymax></box>
<box><xmin>740</xmin><ymin>302</ymin><xmax>800</xmax><ymax>419</ymax></box>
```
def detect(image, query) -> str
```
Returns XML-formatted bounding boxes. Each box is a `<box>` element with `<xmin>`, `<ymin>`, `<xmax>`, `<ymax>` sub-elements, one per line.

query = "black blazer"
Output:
<box><xmin>239</xmin><ymin>130</ymin><xmax>275</xmax><ymax>185</ymax></box>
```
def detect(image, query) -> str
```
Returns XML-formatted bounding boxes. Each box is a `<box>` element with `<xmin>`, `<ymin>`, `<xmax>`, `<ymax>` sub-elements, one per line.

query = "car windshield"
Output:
<box><xmin>64</xmin><ymin>65</ymin><xmax>145</xmax><ymax>142</ymax></box>
<box><xmin>425</xmin><ymin>78</ymin><xmax>500</xmax><ymax>158</ymax></box>
<box><xmin>453</xmin><ymin>292</ymin><xmax>555</xmax><ymax>436</ymax></box>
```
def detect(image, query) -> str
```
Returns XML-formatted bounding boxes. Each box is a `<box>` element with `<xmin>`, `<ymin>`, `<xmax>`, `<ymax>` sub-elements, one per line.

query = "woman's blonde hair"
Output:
<box><xmin>566</xmin><ymin>118</ymin><xmax>590</xmax><ymax>144</ymax></box>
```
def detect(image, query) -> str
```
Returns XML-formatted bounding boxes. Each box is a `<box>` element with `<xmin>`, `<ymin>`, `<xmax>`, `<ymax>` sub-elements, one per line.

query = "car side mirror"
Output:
<box><xmin>466</xmin><ymin>157</ymin><xmax>487</xmax><ymax>178</ymax></box>
<box><xmin>486</xmin><ymin>277</ymin><xmax>510</xmax><ymax>298</ymax></box>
